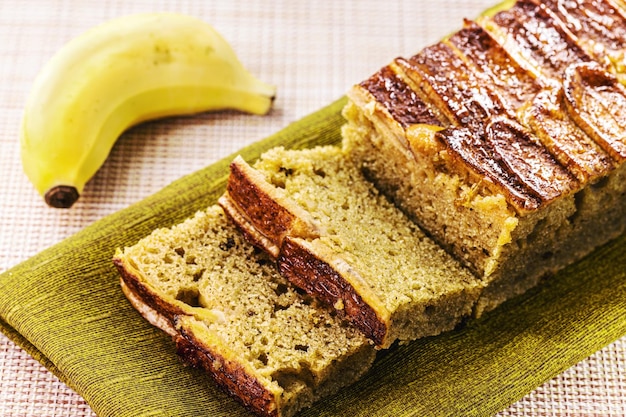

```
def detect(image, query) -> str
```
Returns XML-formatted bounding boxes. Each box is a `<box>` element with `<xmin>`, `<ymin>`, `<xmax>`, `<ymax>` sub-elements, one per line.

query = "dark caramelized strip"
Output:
<box><xmin>484</xmin><ymin>117</ymin><xmax>579</xmax><ymax>204</ymax></box>
<box><xmin>523</xmin><ymin>87</ymin><xmax>615</xmax><ymax>182</ymax></box>
<box><xmin>448</xmin><ymin>20</ymin><xmax>542</xmax><ymax>109</ymax></box>
<box><xmin>538</xmin><ymin>0</ymin><xmax>626</xmax><ymax>59</ymax></box>
<box><xmin>437</xmin><ymin>127</ymin><xmax>542</xmax><ymax>212</ymax></box>
<box><xmin>359</xmin><ymin>65</ymin><xmax>442</xmax><ymax>128</ymax></box>
<box><xmin>564</xmin><ymin>62</ymin><xmax>626</xmax><ymax>162</ymax></box>
<box><xmin>396</xmin><ymin>42</ymin><xmax>511</xmax><ymax>132</ymax></box>
<box><xmin>491</xmin><ymin>0</ymin><xmax>593</xmax><ymax>79</ymax></box>
<box><xmin>436</xmin><ymin>117</ymin><xmax>579</xmax><ymax>213</ymax></box>
<box><xmin>278</xmin><ymin>237</ymin><xmax>388</xmax><ymax>347</ymax></box>
<box><xmin>174</xmin><ymin>322</ymin><xmax>278</xmax><ymax>417</ymax></box>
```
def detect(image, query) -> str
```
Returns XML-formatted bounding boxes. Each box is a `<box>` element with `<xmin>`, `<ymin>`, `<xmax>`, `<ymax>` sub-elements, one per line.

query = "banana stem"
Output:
<box><xmin>45</xmin><ymin>185</ymin><xmax>80</xmax><ymax>208</ymax></box>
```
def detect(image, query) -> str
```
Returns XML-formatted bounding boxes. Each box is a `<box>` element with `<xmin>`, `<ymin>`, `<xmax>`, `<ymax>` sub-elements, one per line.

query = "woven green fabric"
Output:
<box><xmin>0</xmin><ymin>97</ymin><xmax>624</xmax><ymax>417</ymax></box>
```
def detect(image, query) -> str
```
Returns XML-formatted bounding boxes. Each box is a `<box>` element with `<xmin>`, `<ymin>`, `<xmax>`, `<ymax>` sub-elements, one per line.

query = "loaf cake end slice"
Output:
<box><xmin>113</xmin><ymin>206</ymin><xmax>375</xmax><ymax>417</ymax></box>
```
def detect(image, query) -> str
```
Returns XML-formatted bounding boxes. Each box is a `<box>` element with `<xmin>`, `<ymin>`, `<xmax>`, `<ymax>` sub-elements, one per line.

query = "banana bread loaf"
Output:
<box><xmin>342</xmin><ymin>0</ymin><xmax>626</xmax><ymax>315</ymax></box>
<box><xmin>113</xmin><ymin>206</ymin><xmax>375</xmax><ymax>417</ymax></box>
<box><xmin>220</xmin><ymin>145</ymin><xmax>484</xmax><ymax>348</ymax></box>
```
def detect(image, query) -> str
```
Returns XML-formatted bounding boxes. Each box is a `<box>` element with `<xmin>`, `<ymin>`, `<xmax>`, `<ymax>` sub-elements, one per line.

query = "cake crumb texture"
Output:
<box><xmin>114</xmin><ymin>206</ymin><xmax>375</xmax><ymax>417</ymax></box>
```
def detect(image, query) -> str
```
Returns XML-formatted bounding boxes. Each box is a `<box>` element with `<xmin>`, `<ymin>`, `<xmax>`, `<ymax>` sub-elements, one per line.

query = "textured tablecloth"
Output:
<box><xmin>0</xmin><ymin>0</ymin><xmax>624</xmax><ymax>416</ymax></box>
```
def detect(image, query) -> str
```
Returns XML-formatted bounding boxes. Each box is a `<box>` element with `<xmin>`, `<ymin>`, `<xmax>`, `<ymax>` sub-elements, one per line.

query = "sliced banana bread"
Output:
<box><xmin>220</xmin><ymin>145</ymin><xmax>484</xmax><ymax>348</ymax></box>
<box><xmin>342</xmin><ymin>0</ymin><xmax>626</xmax><ymax>315</ymax></box>
<box><xmin>113</xmin><ymin>206</ymin><xmax>375</xmax><ymax>417</ymax></box>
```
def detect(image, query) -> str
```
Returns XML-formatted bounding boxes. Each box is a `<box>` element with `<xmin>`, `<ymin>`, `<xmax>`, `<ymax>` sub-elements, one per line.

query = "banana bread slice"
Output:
<box><xmin>220</xmin><ymin>145</ymin><xmax>484</xmax><ymax>348</ymax></box>
<box><xmin>113</xmin><ymin>206</ymin><xmax>375</xmax><ymax>417</ymax></box>
<box><xmin>342</xmin><ymin>0</ymin><xmax>626</xmax><ymax>316</ymax></box>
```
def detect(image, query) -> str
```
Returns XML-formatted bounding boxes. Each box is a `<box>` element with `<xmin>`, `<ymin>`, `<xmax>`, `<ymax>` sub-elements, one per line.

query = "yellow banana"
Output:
<box><xmin>20</xmin><ymin>13</ymin><xmax>276</xmax><ymax>208</ymax></box>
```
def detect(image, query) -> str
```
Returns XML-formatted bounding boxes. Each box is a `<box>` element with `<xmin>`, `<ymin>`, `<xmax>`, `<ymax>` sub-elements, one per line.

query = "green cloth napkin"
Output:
<box><xmin>0</xmin><ymin>97</ymin><xmax>624</xmax><ymax>417</ymax></box>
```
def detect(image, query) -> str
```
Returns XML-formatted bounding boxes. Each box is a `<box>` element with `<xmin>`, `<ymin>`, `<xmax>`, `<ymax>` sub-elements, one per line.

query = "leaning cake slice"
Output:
<box><xmin>220</xmin><ymin>145</ymin><xmax>484</xmax><ymax>348</ymax></box>
<box><xmin>113</xmin><ymin>205</ymin><xmax>375</xmax><ymax>417</ymax></box>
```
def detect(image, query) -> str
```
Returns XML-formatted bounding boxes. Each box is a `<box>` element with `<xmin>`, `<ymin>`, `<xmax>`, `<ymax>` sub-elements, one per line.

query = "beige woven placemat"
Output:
<box><xmin>0</xmin><ymin>0</ymin><xmax>624</xmax><ymax>416</ymax></box>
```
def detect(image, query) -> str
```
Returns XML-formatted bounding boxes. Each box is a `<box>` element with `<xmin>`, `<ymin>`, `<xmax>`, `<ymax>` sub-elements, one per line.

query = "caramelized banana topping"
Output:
<box><xmin>491</xmin><ymin>0</ymin><xmax>593</xmax><ymax>79</ymax></box>
<box><xmin>359</xmin><ymin>65</ymin><xmax>442</xmax><ymax>128</ymax></box>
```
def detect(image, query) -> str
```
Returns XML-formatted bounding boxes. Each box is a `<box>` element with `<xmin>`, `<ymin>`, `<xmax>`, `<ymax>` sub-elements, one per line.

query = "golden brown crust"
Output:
<box><xmin>113</xmin><ymin>257</ymin><xmax>186</xmax><ymax>329</ymax></box>
<box><xmin>224</xmin><ymin>156</ymin><xmax>323</xmax><ymax>257</ymax></box>
<box><xmin>219</xmin><ymin>193</ymin><xmax>281</xmax><ymax>258</ymax></box>
<box><xmin>278</xmin><ymin>236</ymin><xmax>389</xmax><ymax>347</ymax></box>
<box><xmin>226</xmin><ymin>157</ymin><xmax>298</xmax><ymax>250</ymax></box>
<box><xmin>345</xmin><ymin>83</ymin><xmax>418</xmax><ymax>153</ymax></box>
<box><xmin>175</xmin><ymin>318</ymin><xmax>279</xmax><ymax>417</ymax></box>
<box><xmin>119</xmin><ymin>278</ymin><xmax>177</xmax><ymax>336</ymax></box>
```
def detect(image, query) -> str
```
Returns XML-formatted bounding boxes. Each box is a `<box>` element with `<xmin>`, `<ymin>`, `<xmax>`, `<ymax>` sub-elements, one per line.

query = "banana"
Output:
<box><xmin>20</xmin><ymin>13</ymin><xmax>276</xmax><ymax>208</ymax></box>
